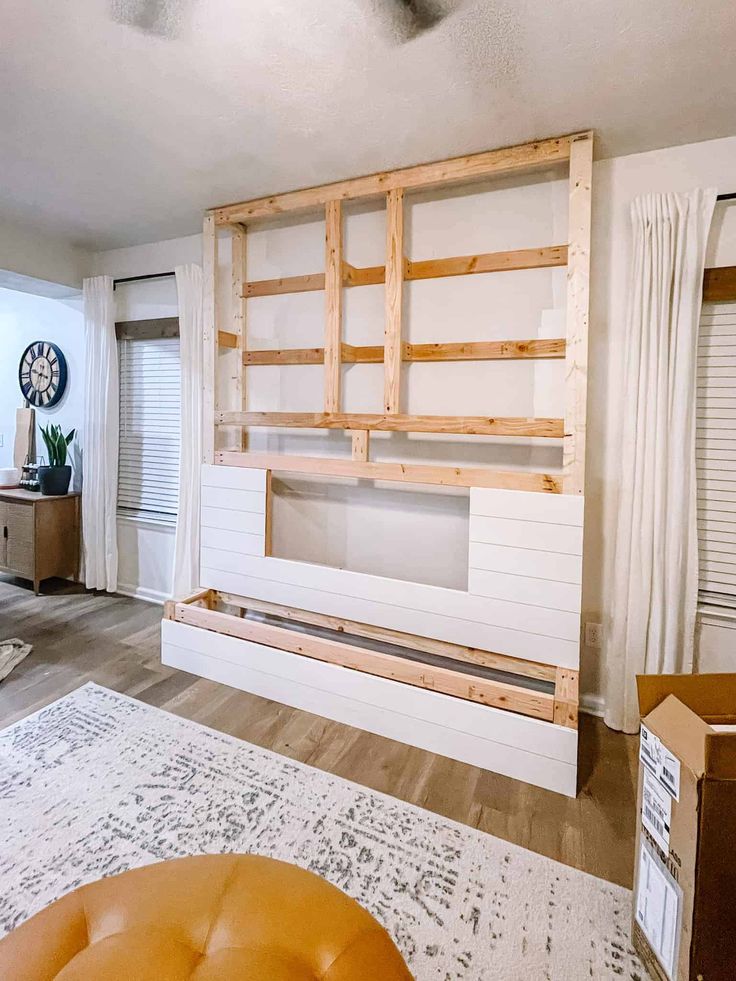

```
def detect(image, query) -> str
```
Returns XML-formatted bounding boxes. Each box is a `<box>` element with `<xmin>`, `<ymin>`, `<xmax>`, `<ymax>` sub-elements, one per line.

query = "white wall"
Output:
<box><xmin>0</xmin><ymin>217</ymin><xmax>89</xmax><ymax>291</ymax></box>
<box><xmin>91</xmin><ymin>234</ymin><xmax>202</xmax><ymax>603</ymax></box>
<box><xmin>0</xmin><ymin>287</ymin><xmax>84</xmax><ymax>487</ymax></box>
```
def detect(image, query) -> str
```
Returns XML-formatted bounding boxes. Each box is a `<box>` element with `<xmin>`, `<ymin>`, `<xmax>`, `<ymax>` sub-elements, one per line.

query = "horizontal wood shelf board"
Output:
<box><xmin>239</xmin><ymin>339</ymin><xmax>567</xmax><ymax>364</ymax></box>
<box><xmin>213</xmin><ymin>133</ymin><xmax>583</xmax><ymax>223</ymax></box>
<box><xmin>241</xmin><ymin>247</ymin><xmax>568</xmax><ymax>298</ymax></box>
<box><xmin>214</xmin><ymin>452</ymin><xmax>563</xmax><ymax>492</ymax></box>
<box><xmin>703</xmin><ymin>265</ymin><xmax>736</xmax><ymax>303</ymax></box>
<box><xmin>216</xmin><ymin>412</ymin><xmax>564</xmax><ymax>438</ymax></box>
<box><xmin>214</xmin><ymin>590</ymin><xmax>558</xmax><ymax>683</ymax></box>
<box><xmin>172</xmin><ymin>601</ymin><xmax>556</xmax><ymax>721</ymax></box>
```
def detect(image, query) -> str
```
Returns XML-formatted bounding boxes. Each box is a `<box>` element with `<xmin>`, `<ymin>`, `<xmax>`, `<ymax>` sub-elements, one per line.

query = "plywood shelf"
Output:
<box><xmin>216</xmin><ymin>411</ymin><xmax>564</xmax><ymax>438</ymax></box>
<box><xmin>242</xmin><ymin>245</ymin><xmax>568</xmax><ymax>299</ymax></box>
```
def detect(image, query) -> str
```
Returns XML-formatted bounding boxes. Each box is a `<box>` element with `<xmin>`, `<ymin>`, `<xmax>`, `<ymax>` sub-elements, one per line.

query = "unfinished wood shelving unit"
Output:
<box><xmin>164</xmin><ymin>131</ymin><xmax>593</xmax><ymax>796</ymax></box>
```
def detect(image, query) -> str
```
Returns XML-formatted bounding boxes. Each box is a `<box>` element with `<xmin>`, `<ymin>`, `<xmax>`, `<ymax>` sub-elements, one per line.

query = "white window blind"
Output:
<box><xmin>697</xmin><ymin>302</ymin><xmax>736</xmax><ymax>610</ymax></box>
<box><xmin>118</xmin><ymin>336</ymin><xmax>181</xmax><ymax>523</ymax></box>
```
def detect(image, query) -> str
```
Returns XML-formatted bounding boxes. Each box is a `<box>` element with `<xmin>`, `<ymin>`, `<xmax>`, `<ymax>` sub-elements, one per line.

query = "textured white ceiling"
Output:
<box><xmin>2</xmin><ymin>0</ymin><xmax>735</xmax><ymax>250</ymax></box>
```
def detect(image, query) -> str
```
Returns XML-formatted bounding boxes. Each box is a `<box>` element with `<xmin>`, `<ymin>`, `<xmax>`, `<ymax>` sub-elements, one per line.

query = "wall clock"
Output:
<box><xmin>18</xmin><ymin>341</ymin><xmax>68</xmax><ymax>408</ymax></box>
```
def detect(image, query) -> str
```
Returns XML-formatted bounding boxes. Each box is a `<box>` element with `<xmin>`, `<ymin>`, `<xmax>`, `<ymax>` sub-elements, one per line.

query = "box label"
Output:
<box><xmin>642</xmin><ymin>768</ymin><xmax>672</xmax><ymax>853</ymax></box>
<box><xmin>635</xmin><ymin>838</ymin><xmax>681</xmax><ymax>981</ymax></box>
<box><xmin>640</xmin><ymin>724</ymin><xmax>681</xmax><ymax>800</ymax></box>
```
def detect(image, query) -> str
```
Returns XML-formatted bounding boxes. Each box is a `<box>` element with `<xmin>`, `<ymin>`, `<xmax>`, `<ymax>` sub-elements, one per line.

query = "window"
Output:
<box><xmin>696</xmin><ymin>301</ymin><xmax>736</xmax><ymax>612</ymax></box>
<box><xmin>118</xmin><ymin>333</ymin><xmax>181</xmax><ymax>523</ymax></box>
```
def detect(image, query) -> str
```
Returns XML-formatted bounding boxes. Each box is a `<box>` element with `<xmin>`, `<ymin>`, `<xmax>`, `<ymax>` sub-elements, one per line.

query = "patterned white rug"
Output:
<box><xmin>0</xmin><ymin>683</ymin><xmax>646</xmax><ymax>979</ymax></box>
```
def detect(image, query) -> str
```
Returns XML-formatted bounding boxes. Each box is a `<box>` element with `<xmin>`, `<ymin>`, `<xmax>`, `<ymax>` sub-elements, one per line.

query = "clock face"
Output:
<box><xmin>18</xmin><ymin>341</ymin><xmax>68</xmax><ymax>408</ymax></box>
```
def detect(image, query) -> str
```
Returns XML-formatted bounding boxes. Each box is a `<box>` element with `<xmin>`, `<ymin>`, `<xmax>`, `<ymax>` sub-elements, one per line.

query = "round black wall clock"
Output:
<box><xmin>18</xmin><ymin>341</ymin><xmax>68</xmax><ymax>408</ymax></box>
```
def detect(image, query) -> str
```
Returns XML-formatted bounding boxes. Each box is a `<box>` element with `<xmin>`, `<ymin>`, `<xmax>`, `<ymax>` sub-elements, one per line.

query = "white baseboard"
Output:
<box><xmin>116</xmin><ymin>583</ymin><xmax>169</xmax><ymax>605</ymax></box>
<box><xmin>579</xmin><ymin>692</ymin><xmax>605</xmax><ymax>718</ymax></box>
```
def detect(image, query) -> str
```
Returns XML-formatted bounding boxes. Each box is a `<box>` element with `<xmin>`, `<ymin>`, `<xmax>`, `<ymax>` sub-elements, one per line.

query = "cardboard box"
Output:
<box><xmin>633</xmin><ymin>674</ymin><xmax>736</xmax><ymax>981</ymax></box>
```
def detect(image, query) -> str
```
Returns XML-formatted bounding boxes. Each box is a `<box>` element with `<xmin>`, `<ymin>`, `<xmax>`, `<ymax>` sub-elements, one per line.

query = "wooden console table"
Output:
<box><xmin>0</xmin><ymin>489</ymin><xmax>80</xmax><ymax>594</ymax></box>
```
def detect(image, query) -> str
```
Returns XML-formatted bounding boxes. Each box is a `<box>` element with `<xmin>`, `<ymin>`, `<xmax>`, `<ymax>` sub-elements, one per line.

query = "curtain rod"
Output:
<box><xmin>113</xmin><ymin>271</ymin><xmax>175</xmax><ymax>290</ymax></box>
<box><xmin>717</xmin><ymin>193</ymin><xmax>736</xmax><ymax>202</ymax></box>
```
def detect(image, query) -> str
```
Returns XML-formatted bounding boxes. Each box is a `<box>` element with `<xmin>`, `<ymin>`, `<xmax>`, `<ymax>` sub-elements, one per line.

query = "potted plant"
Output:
<box><xmin>38</xmin><ymin>424</ymin><xmax>75</xmax><ymax>496</ymax></box>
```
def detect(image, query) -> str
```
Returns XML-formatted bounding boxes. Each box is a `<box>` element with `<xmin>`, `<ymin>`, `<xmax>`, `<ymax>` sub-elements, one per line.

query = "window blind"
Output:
<box><xmin>118</xmin><ymin>336</ymin><xmax>181</xmax><ymax>523</ymax></box>
<box><xmin>697</xmin><ymin>302</ymin><xmax>736</xmax><ymax>610</ymax></box>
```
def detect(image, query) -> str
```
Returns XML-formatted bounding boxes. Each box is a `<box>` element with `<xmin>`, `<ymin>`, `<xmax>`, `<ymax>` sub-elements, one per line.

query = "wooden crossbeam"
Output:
<box><xmin>215</xmin><ymin>591</ymin><xmax>558</xmax><ymax>683</ymax></box>
<box><xmin>214</xmin><ymin>133</ymin><xmax>582</xmax><ymax>223</ymax></box>
<box><xmin>406</xmin><ymin>245</ymin><xmax>567</xmax><ymax>280</ymax></box>
<box><xmin>215</xmin><ymin>411</ymin><xmax>564</xmax><ymax>438</ymax></box>
<box><xmin>215</xmin><ymin>451</ymin><xmax>563</xmax><ymax>492</ymax></box>
<box><xmin>238</xmin><ymin>338</ymin><xmax>566</xmax><ymax>364</ymax></box>
<box><xmin>324</xmin><ymin>201</ymin><xmax>342</xmax><ymax>412</ymax></box>
<box><xmin>384</xmin><ymin>188</ymin><xmax>404</xmax><ymax>414</ymax></box>
<box><xmin>241</xmin><ymin>245</ymin><xmax>568</xmax><ymax>299</ymax></box>
<box><xmin>171</xmin><ymin>600</ymin><xmax>556</xmax><ymax>720</ymax></box>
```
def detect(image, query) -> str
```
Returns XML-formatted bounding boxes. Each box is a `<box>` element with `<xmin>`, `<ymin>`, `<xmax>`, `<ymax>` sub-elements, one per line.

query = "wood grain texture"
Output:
<box><xmin>215</xmin><ymin>451</ymin><xmax>562</xmax><ymax>491</ymax></box>
<box><xmin>242</xmin><ymin>248</ymin><xmax>567</xmax><ymax>298</ymax></box>
<box><xmin>553</xmin><ymin>667</ymin><xmax>579</xmax><ymax>728</ymax></box>
<box><xmin>214</xmin><ymin>134</ymin><xmax>580</xmax><ymax>223</ymax></box>
<box><xmin>216</xmin><ymin>411</ymin><xmax>564</xmax><ymax>438</ymax></box>
<box><xmin>215</xmin><ymin>591</ymin><xmax>557</xmax><ymax>683</ymax></box>
<box><xmin>563</xmin><ymin>133</ymin><xmax>593</xmax><ymax>495</ymax></box>
<box><xmin>351</xmin><ymin>430</ymin><xmax>369</xmax><ymax>462</ymax></box>
<box><xmin>240</xmin><ymin>339</ymin><xmax>566</xmax><ymax>365</ymax></box>
<box><xmin>406</xmin><ymin>245</ymin><xmax>567</xmax><ymax>280</ymax></box>
<box><xmin>703</xmin><ymin>265</ymin><xmax>736</xmax><ymax>302</ymax></box>
<box><xmin>171</xmin><ymin>602</ymin><xmax>556</xmax><ymax>721</ymax></box>
<box><xmin>202</xmin><ymin>212</ymin><xmax>217</xmax><ymax>465</ymax></box>
<box><xmin>324</xmin><ymin>201</ymin><xmax>342</xmax><ymax>413</ymax></box>
<box><xmin>231</xmin><ymin>224</ymin><xmax>248</xmax><ymax>450</ymax></box>
<box><xmin>384</xmin><ymin>188</ymin><xmax>404</xmax><ymax>414</ymax></box>
<box><xmin>0</xmin><ymin>579</ymin><xmax>638</xmax><ymax>888</ymax></box>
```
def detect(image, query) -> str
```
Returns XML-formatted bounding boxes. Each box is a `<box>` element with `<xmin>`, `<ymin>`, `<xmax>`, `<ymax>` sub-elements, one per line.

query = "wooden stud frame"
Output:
<box><xmin>190</xmin><ymin>132</ymin><xmax>593</xmax><ymax>775</ymax></box>
<box><xmin>206</xmin><ymin>129</ymin><xmax>593</xmax><ymax>494</ymax></box>
<box><xmin>164</xmin><ymin>588</ymin><xmax>577</xmax><ymax>728</ymax></box>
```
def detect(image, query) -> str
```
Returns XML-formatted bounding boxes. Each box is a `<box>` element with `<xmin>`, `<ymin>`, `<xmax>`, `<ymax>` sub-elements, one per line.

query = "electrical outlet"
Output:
<box><xmin>585</xmin><ymin>622</ymin><xmax>602</xmax><ymax>649</ymax></box>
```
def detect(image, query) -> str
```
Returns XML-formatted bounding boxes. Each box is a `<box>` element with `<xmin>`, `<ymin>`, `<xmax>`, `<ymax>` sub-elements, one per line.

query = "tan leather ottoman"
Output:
<box><xmin>0</xmin><ymin>854</ymin><xmax>412</xmax><ymax>980</ymax></box>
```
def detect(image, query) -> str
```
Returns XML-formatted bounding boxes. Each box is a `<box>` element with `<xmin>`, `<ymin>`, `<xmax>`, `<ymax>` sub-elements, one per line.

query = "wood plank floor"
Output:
<box><xmin>0</xmin><ymin>576</ymin><xmax>639</xmax><ymax>889</ymax></box>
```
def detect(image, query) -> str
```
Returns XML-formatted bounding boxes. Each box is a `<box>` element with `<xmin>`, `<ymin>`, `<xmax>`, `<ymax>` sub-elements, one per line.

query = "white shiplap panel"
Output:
<box><xmin>468</xmin><ymin>542</ymin><xmax>583</xmax><ymax>585</ymax></box>
<box><xmin>469</xmin><ymin>515</ymin><xmax>583</xmax><ymax>555</ymax></box>
<box><xmin>201</xmin><ymin>486</ymin><xmax>265</xmax><ymax>514</ymax></box>
<box><xmin>201</xmin><ymin>464</ymin><xmax>267</xmax><ymax>492</ymax></box>
<box><xmin>201</xmin><ymin>526</ymin><xmax>265</xmax><ymax>556</ymax></box>
<box><xmin>200</xmin><ymin>548</ymin><xmax>579</xmax><ymax>640</ymax></box>
<box><xmin>161</xmin><ymin>620</ymin><xmax>578</xmax><ymax>796</ymax></box>
<box><xmin>470</xmin><ymin>488</ymin><xmax>584</xmax><ymax>526</ymax></box>
<box><xmin>468</xmin><ymin>568</ymin><xmax>582</xmax><ymax>613</ymax></box>
<box><xmin>200</xmin><ymin>561</ymin><xmax>580</xmax><ymax>668</ymax></box>
<box><xmin>201</xmin><ymin>507</ymin><xmax>265</xmax><ymax>535</ymax></box>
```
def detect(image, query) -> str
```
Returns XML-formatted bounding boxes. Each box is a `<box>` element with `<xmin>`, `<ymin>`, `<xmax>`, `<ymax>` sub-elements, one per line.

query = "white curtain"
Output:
<box><xmin>604</xmin><ymin>189</ymin><xmax>717</xmax><ymax>733</ymax></box>
<box><xmin>82</xmin><ymin>275</ymin><xmax>119</xmax><ymax>592</ymax></box>
<box><xmin>172</xmin><ymin>264</ymin><xmax>204</xmax><ymax>597</ymax></box>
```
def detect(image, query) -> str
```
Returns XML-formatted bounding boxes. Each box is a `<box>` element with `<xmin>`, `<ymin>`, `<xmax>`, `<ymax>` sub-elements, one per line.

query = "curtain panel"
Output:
<box><xmin>604</xmin><ymin>189</ymin><xmax>717</xmax><ymax>733</ymax></box>
<box><xmin>82</xmin><ymin>275</ymin><xmax>119</xmax><ymax>592</ymax></box>
<box><xmin>172</xmin><ymin>263</ymin><xmax>204</xmax><ymax>597</ymax></box>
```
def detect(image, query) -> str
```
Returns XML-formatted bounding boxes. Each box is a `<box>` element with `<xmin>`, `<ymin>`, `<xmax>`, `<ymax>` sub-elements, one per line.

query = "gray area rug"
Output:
<box><xmin>0</xmin><ymin>683</ymin><xmax>647</xmax><ymax>979</ymax></box>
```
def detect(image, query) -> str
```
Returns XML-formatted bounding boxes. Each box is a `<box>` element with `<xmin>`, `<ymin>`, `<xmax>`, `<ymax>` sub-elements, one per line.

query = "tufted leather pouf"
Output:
<box><xmin>0</xmin><ymin>853</ymin><xmax>412</xmax><ymax>980</ymax></box>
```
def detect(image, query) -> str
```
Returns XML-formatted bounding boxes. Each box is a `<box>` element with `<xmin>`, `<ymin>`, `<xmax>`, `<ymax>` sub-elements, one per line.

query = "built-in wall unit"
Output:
<box><xmin>162</xmin><ymin>132</ymin><xmax>593</xmax><ymax>796</ymax></box>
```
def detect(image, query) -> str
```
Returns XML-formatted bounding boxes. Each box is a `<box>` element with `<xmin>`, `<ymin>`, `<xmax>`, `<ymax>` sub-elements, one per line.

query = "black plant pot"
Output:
<box><xmin>38</xmin><ymin>465</ymin><xmax>71</xmax><ymax>496</ymax></box>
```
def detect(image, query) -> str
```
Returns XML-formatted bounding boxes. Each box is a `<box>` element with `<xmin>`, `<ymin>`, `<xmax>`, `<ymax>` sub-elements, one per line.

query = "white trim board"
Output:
<box><xmin>161</xmin><ymin>619</ymin><xmax>578</xmax><ymax>796</ymax></box>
